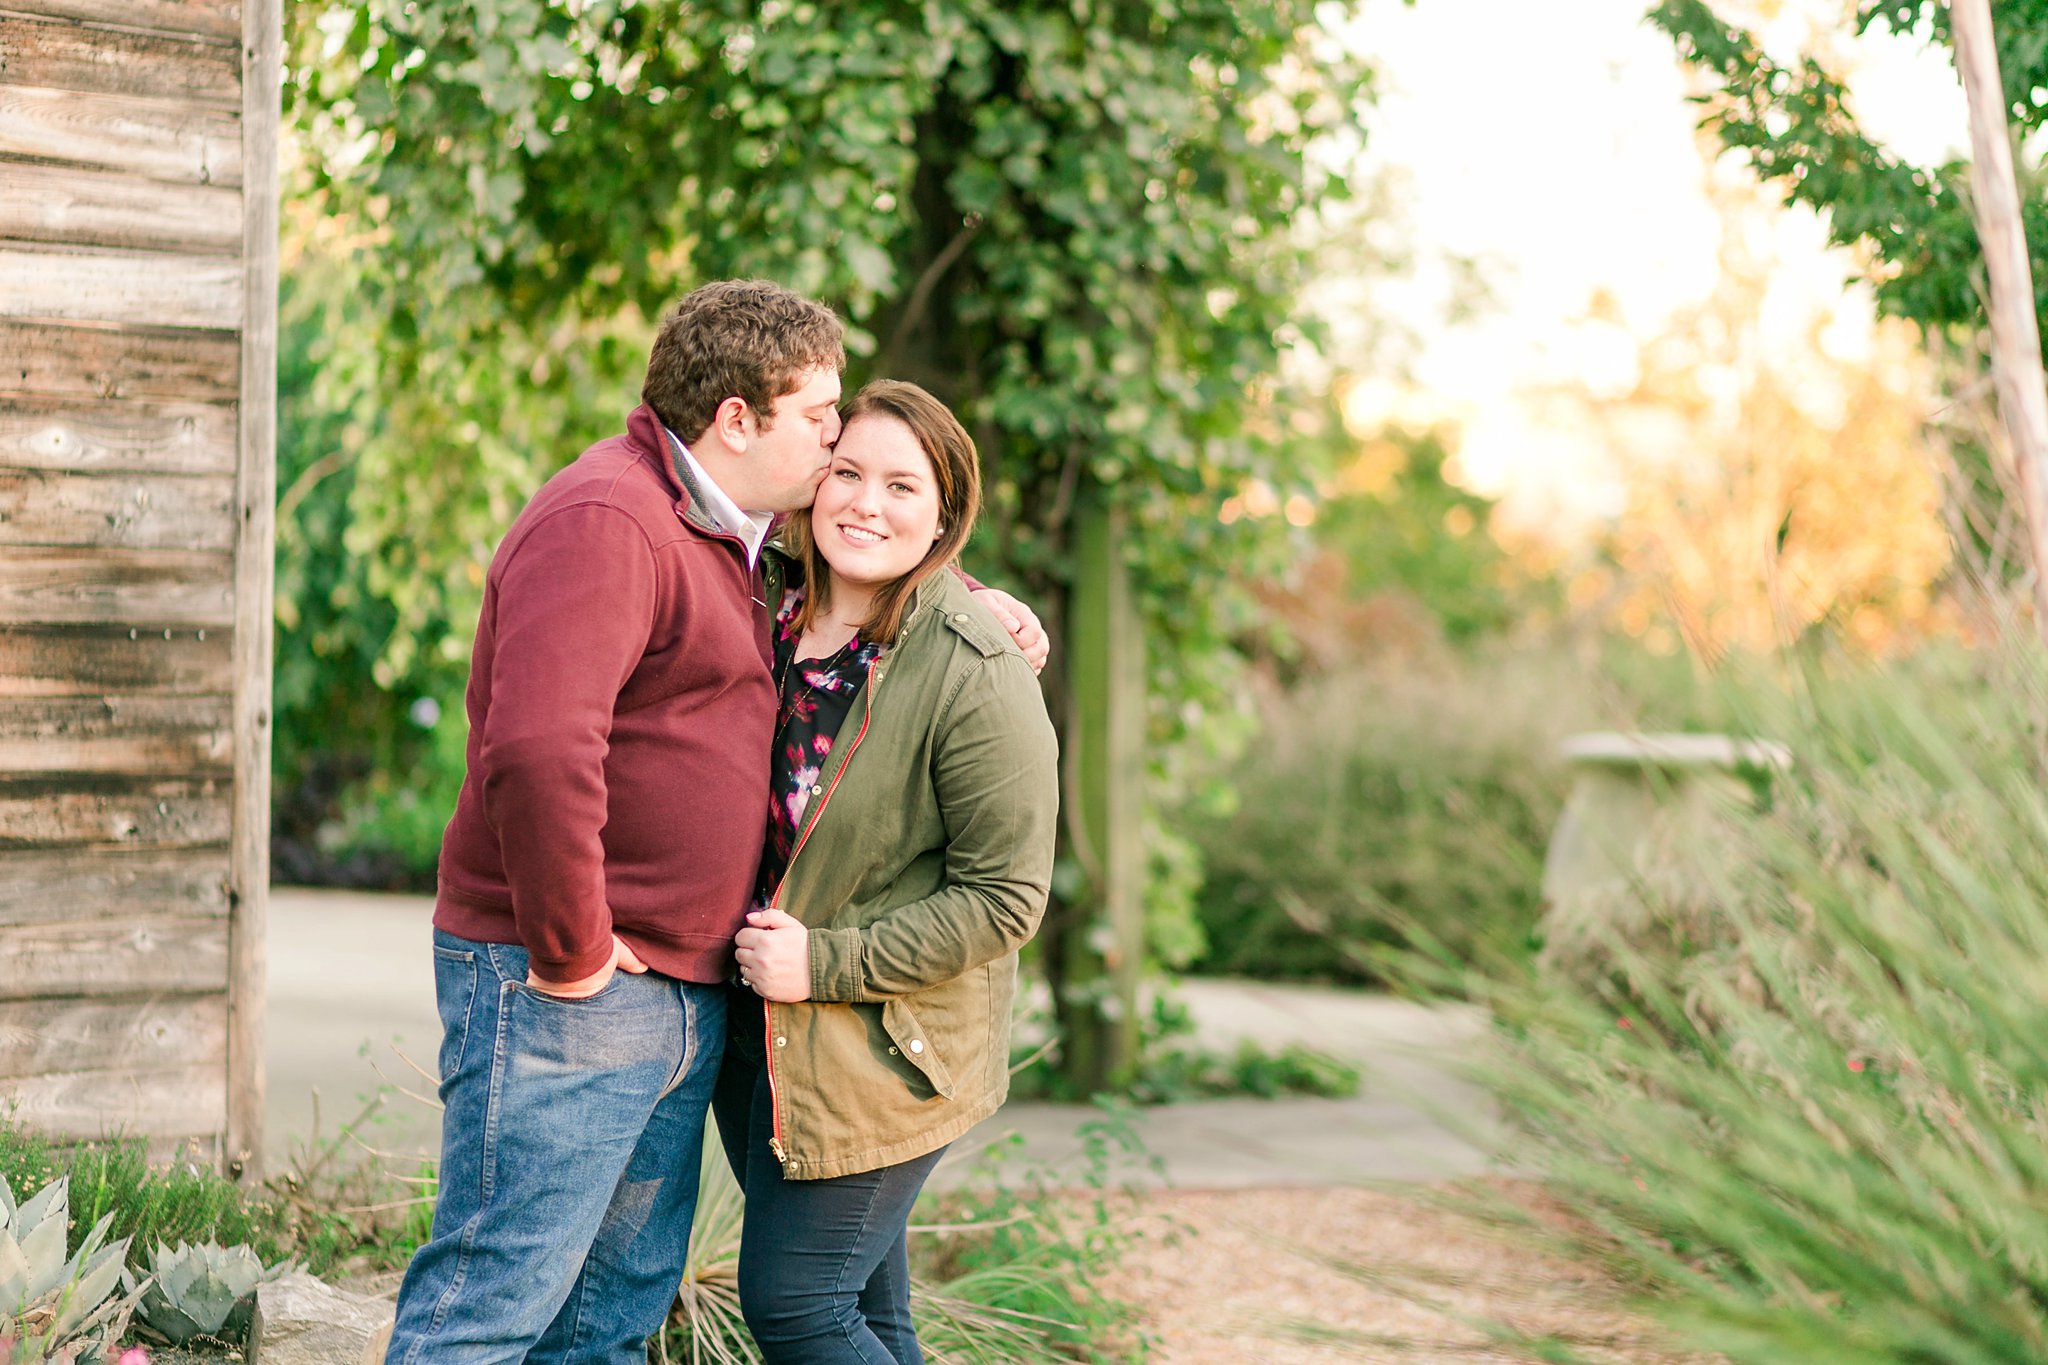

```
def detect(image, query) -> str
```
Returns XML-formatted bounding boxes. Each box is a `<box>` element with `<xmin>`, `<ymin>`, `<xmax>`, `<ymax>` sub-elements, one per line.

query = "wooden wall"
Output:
<box><xmin>0</xmin><ymin>0</ymin><xmax>279</xmax><ymax>1174</ymax></box>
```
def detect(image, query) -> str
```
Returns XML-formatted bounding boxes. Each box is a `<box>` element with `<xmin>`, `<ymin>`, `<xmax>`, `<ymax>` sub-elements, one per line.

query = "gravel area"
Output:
<box><xmin>1097</xmin><ymin>1182</ymin><xmax>1717</xmax><ymax>1364</ymax></box>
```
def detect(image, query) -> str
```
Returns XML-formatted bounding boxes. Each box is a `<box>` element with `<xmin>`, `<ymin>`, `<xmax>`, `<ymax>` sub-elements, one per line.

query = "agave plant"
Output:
<box><xmin>125</xmin><ymin>1241</ymin><xmax>286</xmax><ymax>1347</ymax></box>
<box><xmin>0</xmin><ymin>1175</ymin><xmax>144</xmax><ymax>1365</ymax></box>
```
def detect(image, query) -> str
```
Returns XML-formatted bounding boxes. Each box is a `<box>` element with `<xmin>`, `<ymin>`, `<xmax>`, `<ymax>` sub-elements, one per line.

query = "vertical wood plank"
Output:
<box><xmin>225</xmin><ymin>0</ymin><xmax>280</xmax><ymax>1179</ymax></box>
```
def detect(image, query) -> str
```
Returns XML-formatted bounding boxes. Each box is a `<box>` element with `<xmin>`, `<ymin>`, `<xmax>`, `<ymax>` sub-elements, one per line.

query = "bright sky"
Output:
<box><xmin>1321</xmin><ymin>0</ymin><xmax>1972</xmax><ymax>538</ymax></box>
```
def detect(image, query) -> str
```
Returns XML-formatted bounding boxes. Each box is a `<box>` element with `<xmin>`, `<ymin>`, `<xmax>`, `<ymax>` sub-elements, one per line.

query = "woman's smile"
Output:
<box><xmin>811</xmin><ymin>413</ymin><xmax>942</xmax><ymax>590</ymax></box>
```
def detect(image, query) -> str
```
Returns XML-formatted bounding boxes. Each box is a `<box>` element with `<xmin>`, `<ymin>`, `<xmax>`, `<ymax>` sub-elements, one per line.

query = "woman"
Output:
<box><xmin>713</xmin><ymin>379</ymin><xmax>1059</xmax><ymax>1365</ymax></box>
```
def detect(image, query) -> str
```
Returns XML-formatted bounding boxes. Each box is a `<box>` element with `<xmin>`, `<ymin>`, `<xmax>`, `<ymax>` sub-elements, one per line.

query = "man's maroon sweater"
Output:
<box><xmin>434</xmin><ymin>405</ymin><xmax>776</xmax><ymax>983</ymax></box>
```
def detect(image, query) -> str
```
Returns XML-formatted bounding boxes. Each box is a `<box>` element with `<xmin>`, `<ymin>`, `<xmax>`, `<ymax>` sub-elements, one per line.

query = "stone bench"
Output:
<box><xmin>1537</xmin><ymin>731</ymin><xmax>1791</xmax><ymax>981</ymax></box>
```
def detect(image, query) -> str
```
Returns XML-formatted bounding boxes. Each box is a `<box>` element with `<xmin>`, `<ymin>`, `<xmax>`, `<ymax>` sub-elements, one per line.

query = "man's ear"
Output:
<box><xmin>700</xmin><ymin>396</ymin><xmax>752</xmax><ymax>456</ymax></box>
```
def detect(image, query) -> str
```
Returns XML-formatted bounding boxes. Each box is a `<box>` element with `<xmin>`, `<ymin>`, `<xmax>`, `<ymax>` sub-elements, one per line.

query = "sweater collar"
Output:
<box><xmin>665</xmin><ymin>429</ymin><xmax>773</xmax><ymax>566</ymax></box>
<box><xmin>625</xmin><ymin>403</ymin><xmax>724</xmax><ymax>540</ymax></box>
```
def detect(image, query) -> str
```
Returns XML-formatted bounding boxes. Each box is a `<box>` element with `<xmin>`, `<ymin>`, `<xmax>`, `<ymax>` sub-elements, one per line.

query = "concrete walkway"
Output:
<box><xmin>264</xmin><ymin>888</ymin><xmax>1498</xmax><ymax>1187</ymax></box>
<box><xmin>264</xmin><ymin>888</ymin><xmax>445</xmax><ymax>1171</ymax></box>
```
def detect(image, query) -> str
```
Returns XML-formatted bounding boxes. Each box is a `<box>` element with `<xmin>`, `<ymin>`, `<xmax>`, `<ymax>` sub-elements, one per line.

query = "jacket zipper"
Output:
<box><xmin>762</xmin><ymin>651</ymin><xmax>885</xmax><ymax>1167</ymax></box>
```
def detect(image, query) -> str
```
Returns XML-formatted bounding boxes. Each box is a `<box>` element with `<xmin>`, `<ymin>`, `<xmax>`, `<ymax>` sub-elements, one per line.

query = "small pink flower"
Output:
<box><xmin>118</xmin><ymin>1348</ymin><xmax>151</xmax><ymax>1365</ymax></box>
<box><xmin>1616</xmin><ymin>1017</ymin><xmax>1633</xmax><ymax>1030</ymax></box>
<box><xmin>1848</xmin><ymin>1058</ymin><xmax>1866</xmax><ymax>1073</ymax></box>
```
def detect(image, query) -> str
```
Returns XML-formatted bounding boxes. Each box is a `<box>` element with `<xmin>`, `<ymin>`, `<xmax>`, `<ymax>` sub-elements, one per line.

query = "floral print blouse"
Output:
<box><xmin>753</xmin><ymin>586</ymin><xmax>883</xmax><ymax>911</ymax></box>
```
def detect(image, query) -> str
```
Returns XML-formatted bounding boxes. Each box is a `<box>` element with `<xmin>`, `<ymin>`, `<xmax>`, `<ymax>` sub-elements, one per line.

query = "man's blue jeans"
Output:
<box><xmin>386</xmin><ymin>930</ymin><xmax>727</xmax><ymax>1365</ymax></box>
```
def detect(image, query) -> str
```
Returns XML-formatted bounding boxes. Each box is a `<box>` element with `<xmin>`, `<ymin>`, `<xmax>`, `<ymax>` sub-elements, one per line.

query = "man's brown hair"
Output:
<box><xmin>642</xmin><ymin>280</ymin><xmax>845</xmax><ymax>443</ymax></box>
<box><xmin>784</xmin><ymin>380</ymin><xmax>983</xmax><ymax>646</ymax></box>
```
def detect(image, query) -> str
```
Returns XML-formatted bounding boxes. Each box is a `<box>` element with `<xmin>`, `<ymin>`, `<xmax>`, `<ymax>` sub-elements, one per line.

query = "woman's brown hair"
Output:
<box><xmin>784</xmin><ymin>379</ymin><xmax>982</xmax><ymax>646</ymax></box>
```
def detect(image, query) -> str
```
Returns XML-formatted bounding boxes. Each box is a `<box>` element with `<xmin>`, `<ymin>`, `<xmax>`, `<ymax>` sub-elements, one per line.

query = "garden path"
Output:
<box><xmin>269</xmin><ymin>889</ymin><xmax>1678</xmax><ymax>1363</ymax></box>
<box><xmin>264</xmin><ymin>888</ymin><xmax>1499</xmax><ymax>1187</ymax></box>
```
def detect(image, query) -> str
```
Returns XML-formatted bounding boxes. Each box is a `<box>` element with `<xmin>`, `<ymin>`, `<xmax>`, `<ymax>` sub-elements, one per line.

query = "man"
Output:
<box><xmin>385</xmin><ymin>280</ymin><xmax>1043</xmax><ymax>1365</ymax></box>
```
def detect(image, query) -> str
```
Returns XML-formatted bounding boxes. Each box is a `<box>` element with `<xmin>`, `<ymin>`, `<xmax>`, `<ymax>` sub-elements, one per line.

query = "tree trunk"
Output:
<box><xmin>1952</xmin><ymin>0</ymin><xmax>2048</xmax><ymax>639</ymax></box>
<box><xmin>1055</xmin><ymin>493</ymin><xmax>1145</xmax><ymax>1091</ymax></box>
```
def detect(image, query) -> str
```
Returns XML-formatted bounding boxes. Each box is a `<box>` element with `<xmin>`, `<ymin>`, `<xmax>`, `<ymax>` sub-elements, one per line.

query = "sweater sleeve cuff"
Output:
<box><xmin>808</xmin><ymin>926</ymin><xmax>866</xmax><ymax>1002</ymax></box>
<box><xmin>528</xmin><ymin>937</ymin><xmax>614</xmax><ymax>985</ymax></box>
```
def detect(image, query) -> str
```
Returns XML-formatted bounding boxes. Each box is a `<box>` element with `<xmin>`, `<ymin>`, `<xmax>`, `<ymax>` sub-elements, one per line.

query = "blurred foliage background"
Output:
<box><xmin>271</xmin><ymin>0</ymin><xmax>2022</xmax><ymax>1006</ymax></box>
<box><xmin>259</xmin><ymin>0</ymin><xmax>2048</xmax><ymax>1355</ymax></box>
<box><xmin>271</xmin><ymin>0</ymin><xmax>1367</xmax><ymax>957</ymax></box>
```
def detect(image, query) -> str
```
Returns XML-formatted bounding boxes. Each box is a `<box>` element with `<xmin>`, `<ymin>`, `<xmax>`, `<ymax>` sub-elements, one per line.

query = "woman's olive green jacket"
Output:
<box><xmin>754</xmin><ymin>560</ymin><xmax>1059</xmax><ymax>1181</ymax></box>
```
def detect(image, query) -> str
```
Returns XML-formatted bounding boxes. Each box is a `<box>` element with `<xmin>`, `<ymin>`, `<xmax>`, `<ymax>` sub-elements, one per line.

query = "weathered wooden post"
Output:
<box><xmin>0</xmin><ymin>0</ymin><xmax>281</xmax><ymax>1175</ymax></box>
<box><xmin>1057</xmin><ymin>495</ymin><xmax>1146</xmax><ymax>1091</ymax></box>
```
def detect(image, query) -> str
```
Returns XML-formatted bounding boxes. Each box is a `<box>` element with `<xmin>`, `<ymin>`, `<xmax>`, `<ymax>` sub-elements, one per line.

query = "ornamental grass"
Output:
<box><xmin>1454</xmin><ymin>640</ymin><xmax>2048</xmax><ymax>1363</ymax></box>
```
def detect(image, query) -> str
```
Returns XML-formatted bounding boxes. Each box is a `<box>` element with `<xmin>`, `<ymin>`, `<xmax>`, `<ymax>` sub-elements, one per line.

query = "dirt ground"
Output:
<box><xmin>1097</xmin><ymin>1183</ymin><xmax>1715</xmax><ymax>1365</ymax></box>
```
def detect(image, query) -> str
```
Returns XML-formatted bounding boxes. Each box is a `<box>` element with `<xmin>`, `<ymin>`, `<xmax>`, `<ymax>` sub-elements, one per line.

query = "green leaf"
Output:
<box><xmin>842</xmin><ymin>237</ymin><xmax>895</xmax><ymax>295</ymax></box>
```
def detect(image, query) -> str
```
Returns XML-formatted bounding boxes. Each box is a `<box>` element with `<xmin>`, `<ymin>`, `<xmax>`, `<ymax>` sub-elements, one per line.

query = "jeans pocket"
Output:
<box><xmin>506</xmin><ymin>968</ymin><xmax>631</xmax><ymax>1007</ymax></box>
<box><xmin>502</xmin><ymin>970</ymin><xmax>669</xmax><ymax>1076</ymax></box>
<box><xmin>432</xmin><ymin>944</ymin><xmax>481</xmax><ymax>1086</ymax></box>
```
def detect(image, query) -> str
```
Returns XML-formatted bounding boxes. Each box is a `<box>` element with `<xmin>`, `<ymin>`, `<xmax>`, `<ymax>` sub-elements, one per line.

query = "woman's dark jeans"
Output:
<box><xmin>713</xmin><ymin>997</ymin><xmax>948</xmax><ymax>1365</ymax></box>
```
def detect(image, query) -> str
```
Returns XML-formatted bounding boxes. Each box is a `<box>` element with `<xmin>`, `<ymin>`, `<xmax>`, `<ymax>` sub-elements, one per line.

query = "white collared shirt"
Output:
<box><xmin>667</xmin><ymin>429</ymin><xmax>774</xmax><ymax>568</ymax></box>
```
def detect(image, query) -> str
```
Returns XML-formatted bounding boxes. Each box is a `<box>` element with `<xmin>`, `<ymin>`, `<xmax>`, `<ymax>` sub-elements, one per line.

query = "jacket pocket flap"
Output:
<box><xmin>881</xmin><ymin>998</ymin><xmax>957</xmax><ymax>1099</ymax></box>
